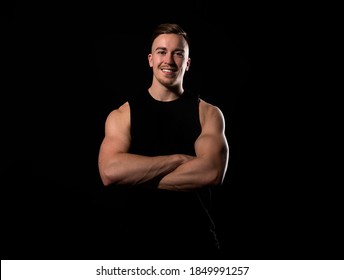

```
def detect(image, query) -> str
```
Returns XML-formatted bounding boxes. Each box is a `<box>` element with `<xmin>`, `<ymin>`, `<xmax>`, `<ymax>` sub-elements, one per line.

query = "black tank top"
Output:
<box><xmin>129</xmin><ymin>89</ymin><xmax>201</xmax><ymax>156</ymax></box>
<box><xmin>125</xmin><ymin>90</ymin><xmax>220</xmax><ymax>252</ymax></box>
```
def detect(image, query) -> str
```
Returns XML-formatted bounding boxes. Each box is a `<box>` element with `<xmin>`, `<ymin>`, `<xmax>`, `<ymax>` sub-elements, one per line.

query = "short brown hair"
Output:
<box><xmin>151</xmin><ymin>23</ymin><xmax>190</xmax><ymax>48</ymax></box>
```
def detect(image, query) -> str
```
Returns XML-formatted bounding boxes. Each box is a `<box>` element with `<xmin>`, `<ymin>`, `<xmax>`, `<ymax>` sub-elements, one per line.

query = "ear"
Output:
<box><xmin>186</xmin><ymin>57</ymin><xmax>191</xmax><ymax>71</ymax></box>
<box><xmin>148</xmin><ymin>54</ymin><xmax>153</xmax><ymax>67</ymax></box>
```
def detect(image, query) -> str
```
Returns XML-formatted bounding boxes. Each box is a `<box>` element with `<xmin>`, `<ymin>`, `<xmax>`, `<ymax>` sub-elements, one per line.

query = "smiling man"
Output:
<box><xmin>98</xmin><ymin>23</ymin><xmax>229</xmax><ymax>259</ymax></box>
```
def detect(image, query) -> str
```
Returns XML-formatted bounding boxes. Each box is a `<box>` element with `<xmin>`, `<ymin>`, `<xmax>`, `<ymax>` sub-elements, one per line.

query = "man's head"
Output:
<box><xmin>148</xmin><ymin>23</ymin><xmax>191</xmax><ymax>90</ymax></box>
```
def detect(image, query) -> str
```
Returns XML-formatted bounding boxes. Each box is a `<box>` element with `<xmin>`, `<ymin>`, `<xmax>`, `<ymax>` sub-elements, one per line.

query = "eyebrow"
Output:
<box><xmin>154</xmin><ymin>47</ymin><xmax>185</xmax><ymax>53</ymax></box>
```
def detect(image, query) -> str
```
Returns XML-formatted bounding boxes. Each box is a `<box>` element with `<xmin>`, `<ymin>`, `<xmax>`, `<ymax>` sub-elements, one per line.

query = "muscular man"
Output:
<box><xmin>98</xmin><ymin>23</ymin><xmax>229</xmax><ymax>259</ymax></box>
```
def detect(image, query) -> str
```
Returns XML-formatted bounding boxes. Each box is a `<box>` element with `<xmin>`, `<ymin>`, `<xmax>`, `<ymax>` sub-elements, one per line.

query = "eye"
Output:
<box><xmin>174</xmin><ymin>52</ymin><xmax>184</xmax><ymax>57</ymax></box>
<box><xmin>157</xmin><ymin>50</ymin><xmax>166</xmax><ymax>55</ymax></box>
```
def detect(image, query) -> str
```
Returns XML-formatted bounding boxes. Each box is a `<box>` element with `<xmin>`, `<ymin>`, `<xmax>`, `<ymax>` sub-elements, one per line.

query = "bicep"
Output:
<box><xmin>98</xmin><ymin>106</ymin><xmax>131</xmax><ymax>166</ymax></box>
<box><xmin>195</xmin><ymin>133</ymin><xmax>228</xmax><ymax>162</ymax></box>
<box><xmin>195</xmin><ymin>105</ymin><xmax>229</xmax><ymax>165</ymax></box>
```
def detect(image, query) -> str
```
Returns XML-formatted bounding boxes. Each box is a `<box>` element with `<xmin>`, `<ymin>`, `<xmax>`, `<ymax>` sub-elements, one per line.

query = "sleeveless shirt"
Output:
<box><xmin>123</xmin><ymin>89</ymin><xmax>220</xmax><ymax>256</ymax></box>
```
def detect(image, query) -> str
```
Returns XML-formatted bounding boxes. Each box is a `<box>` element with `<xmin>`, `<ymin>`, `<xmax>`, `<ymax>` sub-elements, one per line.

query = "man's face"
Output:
<box><xmin>148</xmin><ymin>34</ymin><xmax>190</xmax><ymax>88</ymax></box>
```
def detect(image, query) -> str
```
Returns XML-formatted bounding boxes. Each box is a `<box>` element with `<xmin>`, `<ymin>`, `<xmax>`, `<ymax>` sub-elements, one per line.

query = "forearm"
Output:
<box><xmin>100</xmin><ymin>153</ymin><xmax>191</xmax><ymax>186</ymax></box>
<box><xmin>158</xmin><ymin>157</ymin><xmax>224</xmax><ymax>191</ymax></box>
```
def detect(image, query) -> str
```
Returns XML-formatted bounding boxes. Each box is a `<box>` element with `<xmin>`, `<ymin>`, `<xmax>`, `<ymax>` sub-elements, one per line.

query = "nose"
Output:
<box><xmin>164</xmin><ymin>52</ymin><xmax>175</xmax><ymax>64</ymax></box>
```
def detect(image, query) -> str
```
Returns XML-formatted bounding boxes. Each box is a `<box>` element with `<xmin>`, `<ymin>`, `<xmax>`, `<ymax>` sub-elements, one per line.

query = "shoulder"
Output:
<box><xmin>199</xmin><ymin>99</ymin><xmax>225</xmax><ymax>126</ymax></box>
<box><xmin>105</xmin><ymin>101</ymin><xmax>130</xmax><ymax>125</ymax></box>
<box><xmin>108</xmin><ymin>101</ymin><xmax>129</xmax><ymax>116</ymax></box>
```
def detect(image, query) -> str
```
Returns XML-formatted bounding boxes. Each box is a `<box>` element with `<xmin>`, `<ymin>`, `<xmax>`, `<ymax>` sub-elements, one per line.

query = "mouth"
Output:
<box><xmin>161</xmin><ymin>69</ymin><xmax>176</xmax><ymax>76</ymax></box>
<box><xmin>161</xmin><ymin>68</ymin><xmax>176</xmax><ymax>74</ymax></box>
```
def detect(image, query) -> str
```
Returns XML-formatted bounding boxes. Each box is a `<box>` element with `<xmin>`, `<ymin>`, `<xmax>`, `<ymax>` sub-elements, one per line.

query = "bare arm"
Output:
<box><xmin>158</xmin><ymin>100</ymin><xmax>229</xmax><ymax>191</ymax></box>
<box><xmin>98</xmin><ymin>102</ymin><xmax>193</xmax><ymax>186</ymax></box>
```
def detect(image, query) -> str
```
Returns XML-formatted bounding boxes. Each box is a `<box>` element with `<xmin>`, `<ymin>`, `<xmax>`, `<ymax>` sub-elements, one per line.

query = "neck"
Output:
<box><xmin>148</xmin><ymin>85</ymin><xmax>184</xmax><ymax>102</ymax></box>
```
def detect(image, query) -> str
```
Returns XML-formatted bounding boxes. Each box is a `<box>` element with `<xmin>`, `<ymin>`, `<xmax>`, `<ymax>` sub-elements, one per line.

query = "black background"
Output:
<box><xmin>1</xmin><ymin>1</ymin><xmax>342</xmax><ymax>260</ymax></box>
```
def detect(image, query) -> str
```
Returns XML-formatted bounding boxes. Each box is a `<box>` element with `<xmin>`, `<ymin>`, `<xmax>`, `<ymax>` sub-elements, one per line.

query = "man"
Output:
<box><xmin>98</xmin><ymin>23</ymin><xmax>229</xmax><ymax>259</ymax></box>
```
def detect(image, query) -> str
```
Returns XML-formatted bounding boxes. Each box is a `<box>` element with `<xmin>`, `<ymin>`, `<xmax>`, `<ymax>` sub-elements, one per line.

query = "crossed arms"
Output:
<box><xmin>98</xmin><ymin>99</ymin><xmax>229</xmax><ymax>191</ymax></box>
